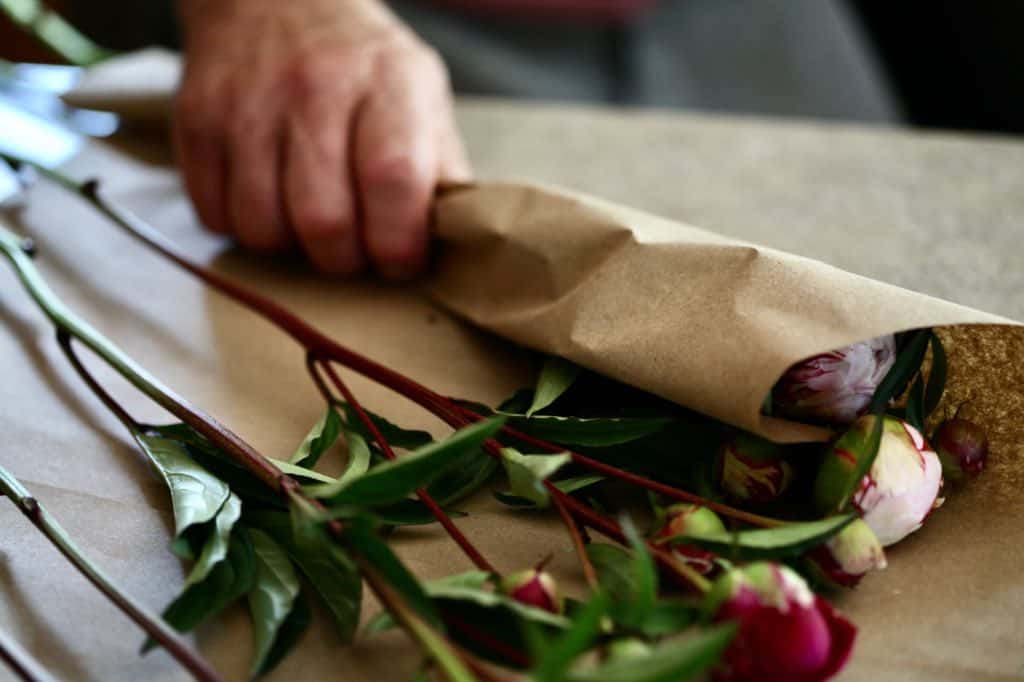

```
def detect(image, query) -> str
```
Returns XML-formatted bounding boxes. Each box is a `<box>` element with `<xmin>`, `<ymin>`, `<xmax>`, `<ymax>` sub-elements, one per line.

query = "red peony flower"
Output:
<box><xmin>708</xmin><ymin>563</ymin><xmax>856</xmax><ymax>682</ymax></box>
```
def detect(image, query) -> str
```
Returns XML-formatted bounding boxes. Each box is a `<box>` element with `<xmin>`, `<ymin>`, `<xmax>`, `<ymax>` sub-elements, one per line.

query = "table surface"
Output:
<box><xmin>1</xmin><ymin>99</ymin><xmax>1023</xmax><ymax>682</ymax></box>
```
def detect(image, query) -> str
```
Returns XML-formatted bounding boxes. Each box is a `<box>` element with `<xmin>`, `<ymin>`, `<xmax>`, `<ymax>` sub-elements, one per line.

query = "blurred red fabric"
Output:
<box><xmin>426</xmin><ymin>0</ymin><xmax>656</xmax><ymax>21</ymax></box>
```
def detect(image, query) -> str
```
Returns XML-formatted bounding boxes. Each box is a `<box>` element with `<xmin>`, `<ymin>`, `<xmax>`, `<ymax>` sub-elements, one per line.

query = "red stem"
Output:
<box><xmin>449</xmin><ymin>403</ymin><xmax>783</xmax><ymax>528</ymax></box>
<box><xmin>91</xmin><ymin>184</ymin><xmax>775</xmax><ymax>529</ymax></box>
<box><xmin>315</xmin><ymin>359</ymin><xmax>496</xmax><ymax>574</ymax></box>
<box><xmin>54</xmin><ymin>334</ymin><xmax>228</xmax><ymax>682</ymax></box>
<box><xmin>81</xmin><ymin>182</ymin><xmax>765</xmax><ymax>592</ymax></box>
<box><xmin>550</xmin><ymin>492</ymin><xmax>599</xmax><ymax>591</ymax></box>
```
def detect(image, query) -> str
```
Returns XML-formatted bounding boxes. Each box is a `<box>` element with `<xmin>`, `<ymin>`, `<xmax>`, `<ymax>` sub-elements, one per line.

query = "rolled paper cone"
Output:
<box><xmin>428</xmin><ymin>182</ymin><xmax>1016</xmax><ymax>442</ymax></box>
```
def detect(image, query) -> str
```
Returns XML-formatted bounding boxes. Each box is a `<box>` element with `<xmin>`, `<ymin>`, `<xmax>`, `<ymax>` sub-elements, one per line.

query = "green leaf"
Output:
<box><xmin>587</xmin><ymin>544</ymin><xmax>636</xmax><ymax>603</ymax></box>
<box><xmin>923</xmin><ymin>332</ymin><xmax>948</xmax><ymax>418</ymax></box>
<box><xmin>152</xmin><ymin>528</ymin><xmax>257</xmax><ymax>647</ymax></box>
<box><xmin>290</xmin><ymin>408</ymin><xmax>343</xmax><ymax>467</ymax></box>
<box><xmin>246</xmin><ymin>511</ymin><xmax>362</xmax><ymax>641</ymax></box>
<box><xmin>501</xmin><ymin>414</ymin><xmax>672</xmax><ymax>447</ymax></box>
<box><xmin>247</xmin><ymin>529</ymin><xmax>302</xmax><ymax>676</ymax></box>
<box><xmin>499</xmin><ymin>448</ymin><xmax>571</xmax><ymax>507</ymax></box>
<box><xmin>325</xmin><ymin>499</ymin><xmax>468</xmax><ymax>527</ymax></box>
<box><xmin>342</xmin><ymin>516</ymin><xmax>439</xmax><ymax>626</ymax></box>
<box><xmin>494</xmin><ymin>475</ymin><xmax>604</xmax><ymax>509</ymax></box>
<box><xmin>337</xmin><ymin>427</ymin><xmax>372</xmax><ymax>487</ymax></box>
<box><xmin>497</xmin><ymin>388</ymin><xmax>535</xmax><ymax>414</ymax></box>
<box><xmin>428</xmin><ymin>585</ymin><xmax>569</xmax><ymax>629</ymax></box>
<box><xmin>528</xmin><ymin>357</ymin><xmax>580</xmax><ymax>416</ymax></box>
<box><xmin>426</xmin><ymin>452</ymin><xmax>497</xmax><ymax>507</ymax></box>
<box><xmin>256</xmin><ymin>594</ymin><xmax>311</xmax><ymax>677</ymax></box>
<box><xmin>620</xmin><ymin>518</ymin><xmax>657</xmax><ymax>627</ymax></box>
<box><xmin>533</xmin><ymin>591</ymin><xmax>611</xmax><ymax>682</ymax></box>
<box><xmin>870</xmin><ymin>329</ymin><xmax>930</xmax><ymax>412</ymax></box>
<box><xmin>144</xmin><ymin>423</ymin><xmax>283</xmax><ymax>509</ymax></box>
<box><xmin>184</xmin><ymin>493</ymin><xmax>242</xmax><ymax>588</ymax></box>
<box><xmin>631</xmin><ymin>601</ymin><xmax>700</xmax><ymax>638</ymax></box>
<box><xmin>271</xmin><ymin>459</ymin><xmax>338</xmax><ymax>485</ymax></box>
<box><xmin>839</xmin><ymin>413</ymin><xmax>885</xmax><ymax>511</ymax></box>
<box><xmin>429</xmin><ymin>571</ymin><xmax>493</xmax><ymax>591</ymax></box>
<box><xmin>337</xmin><ymin>404</ymin><xmax>433</xmax><ymax>450</ymax></box>
<box><xmin>671</xmin><ymin>514</ymin><xmax>856</xmax><ymax>561</ymax></box>
<box><xmin>311</xmin><ymin>417</ymin><xmax>506</xmax><ymax>508</ymax></box>
<box><xmin>557</xmin><ymin>475</ymin><xmax>605</xmax><ymax>494</ymax></box>
<box><xmin>586</xmin><ymin>527</ymin><xmax>657</xmax><ymax>632</ymax></box>
<box><xmin>904</xmin><ymin>374</ymin><xmax>926</xmax><ymax>434</ymax></box>
<box><xmin>427</xmin><ymin>584</ymin><xmax>570</xmax><ymax>668</ymax></box>
<box><xmin>566</xmin><ymin>623</ymin><xmax>736</xmax><ymax>682</ymax></box>
<box><xmin>133</xmin><ymin>430</ymin><xmax>230</xmax><ymax>536</ymax></box>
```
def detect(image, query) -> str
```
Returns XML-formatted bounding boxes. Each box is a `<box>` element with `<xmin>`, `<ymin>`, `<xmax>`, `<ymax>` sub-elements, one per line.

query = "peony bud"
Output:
<box><xmin>718</xmin><ymin>432</ymin><xmax>794</xmax><ymax>504</ymax></box>
<box><xmin>707</xmin><ymin>562</ymin><xmax>855</xmax><ymax>682</ymax></box>
<box><xmin>499</xmin><ymin>567</ymin><xmax>563</xmax><ymax>614</ymax></box>
<box><xmin>657</xmin><ymin>503</ymin><xmax>727</xmax><ymax>539</ymax></box>
<box><xmin>933</xmin><ymin>418</ymin><xmax>988</xmax><ymax>483</ymax></box>
<box><xmin>815</xmin><ymin>416</ymin><xmax>943</xmax><ymax>546</ymax></box>
<box><xmin>773</xmin><ymin>335</ymin><xmax>896</xmax><ymax>425</ymax></box>
<box><xmin>805</xmin><ymin>519</ymin><xmax>887</xmax><ymax>588</ymax></box>
<box><xmin>606</xmin><ymin>638</ymin><xmax>653</xmax><ymax>661</ymax></box>
<box><xmin>656</xmin><ymin>503</ymin><xmax>727</xmax><ymax>575</ymax></box>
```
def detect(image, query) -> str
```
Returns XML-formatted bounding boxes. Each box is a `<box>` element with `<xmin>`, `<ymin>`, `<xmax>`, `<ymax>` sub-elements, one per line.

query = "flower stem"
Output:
<box><xmin>449</xmin><ymin>403</ymin><xmax>786</xmax><ymax>528</ymax></box>
<box><xmin>10</xmin><ymin>166</ymin><xmax>789</xmax><ymax>531</ymax></box>
<box><xmin>0</xmin><ymin>626</ymin><xmax>57</xmax><ymax>682</ymax></box>
<box><xmin>0</xmin><ymin>224</ymin><xmax>481</xmax><ymax>681</ymax></box>
<box><xmin>348</xmin><ymin>553</ymin><xmax>477</xmax><ymax>682</ymax></box>
<box><xmin>315</xmin><ymin>358</ymin><xmax>497</xmax><ymax>574</ymax></box>
<box><xmin>0</xmin><ymin>466</ymin><xmax>223</xmax><ymax>682</ymax></box>
<box><xmin>550</xmin><ymin>492</ymin><xmax>599</xmax><ymax>591</ymax></box>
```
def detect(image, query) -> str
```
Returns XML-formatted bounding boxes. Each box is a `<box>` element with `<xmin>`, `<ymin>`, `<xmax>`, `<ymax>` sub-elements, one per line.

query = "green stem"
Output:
<box><xmin>362</xmin><ymin>568</ymin><xmax>476</xmax><ymax>682</ymax></box>
<box><xmin>0</xmin><ymin>223</ymin><xmax>284</xmax><ymax>492</ymax></box>
<box><xmin>0</xmin><ymin>223</ymin><xmax>479</xmax><ymax>681</ymax></box>
<box><xmin>0</xmin><ymin>625</ymin><xmax>55</xmax><ymax>682</ymax></box>
<box><xmin>3</xmin><ymin>157</ymin><xmax>791</xmax><ymax>532</ymax></box>
<box><xmin>0</xmin><ymin>466</ymin><xmax>223</xmax><ymax>682</ymax></box>
<box><xmin>0</xmin><ymin>0</ymin><xmax>112</xmax><ymax>66</ymax></box>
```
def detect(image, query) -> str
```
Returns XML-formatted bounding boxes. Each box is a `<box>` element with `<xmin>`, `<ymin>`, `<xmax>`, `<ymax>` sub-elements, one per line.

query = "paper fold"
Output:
<box><xmin>428</xmin><ymin>182</ymin><xmax>1015</xmax><ymax>442</ymax></box>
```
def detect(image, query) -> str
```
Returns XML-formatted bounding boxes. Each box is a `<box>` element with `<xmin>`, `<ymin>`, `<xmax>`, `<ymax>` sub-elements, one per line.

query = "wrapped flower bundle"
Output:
<box><xmin>0</xmin><ymin>156</ymin><xmax>1005</xmax><ymax>682</ymax></box>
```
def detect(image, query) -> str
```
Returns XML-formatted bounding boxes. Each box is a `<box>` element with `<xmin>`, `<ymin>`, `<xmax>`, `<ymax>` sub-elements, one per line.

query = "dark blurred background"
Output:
<box><xmin>2</xmin><ymin>0</ymin><xmax>1022</xmax><ymax>135</ymax></box>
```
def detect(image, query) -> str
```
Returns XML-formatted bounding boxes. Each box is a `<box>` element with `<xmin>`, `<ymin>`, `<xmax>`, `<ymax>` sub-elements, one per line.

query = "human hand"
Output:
<box><xmin>174</xmin><ymin>0</ymin><xmax>470</xmax><ymax>278</ymax></box>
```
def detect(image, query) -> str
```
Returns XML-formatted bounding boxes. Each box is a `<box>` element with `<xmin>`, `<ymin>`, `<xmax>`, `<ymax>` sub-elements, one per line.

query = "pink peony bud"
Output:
<box><xmin>718</xmin><ymin>432</ymin><xmax>794</xmax><ymax>504</ymax></box>
<box><xmin>805</xmin><ymin>519</ymin><xmax>887</xmax><ymax>588</ymax></box>
<box><xmin>773</xmin><ymin>335</ymin><xmax>896</xmax><ymax>425</ymax></box>
<box><xmin>656</xmin><ymin>503</ymin><xmax>727</xmax><ymax>575</ymax></box>
<box><xmin>499</xmin><ymin>566</ymin><xmax>563</xmax><ymax>614</ymax></box>
<box><xmin>708</xmin><ymin>562</ymin><xmax>856</xmax><ymax>682</ymax></box>
<box><xmin>815</xmin><ymin>416</ymin><xmax>943</xmax><ymax>546</ymax></box>
<box><xmin>933</xmin><ymin>418</ymin><xmax>988</xmax><ymax>483</ymax></box>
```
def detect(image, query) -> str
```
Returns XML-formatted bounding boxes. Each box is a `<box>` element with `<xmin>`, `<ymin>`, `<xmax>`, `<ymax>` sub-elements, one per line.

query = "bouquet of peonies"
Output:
<box><xmin>0</xmin><ymin>155</ymin><xmax>1005</xmax><ymax>682</ymax></box>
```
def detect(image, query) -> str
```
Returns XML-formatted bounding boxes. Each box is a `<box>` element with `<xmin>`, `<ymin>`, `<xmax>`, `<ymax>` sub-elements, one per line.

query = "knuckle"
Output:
<box><xmin>417</xmin><ymin>45</ymin><xmax>448</xmax><ymax>80</ymax></box>
<box><xmin>377</xmin><ymin>41</ymin><xmax>448</xmax><ymax>86</ymax></box>
<box><xmin>293</xmin><ymin>204</ymin><xmax>352</xmax><ymax>242</ymax></box>
<box><xmin>362</xmin><ymin>154</ymin><xmax>425</xmax><ymax>197</ymax></box>
<box><xmin>283</xmin><ymin>49</ymin><xmax>355</xmax><ymax>103</ymax></box>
